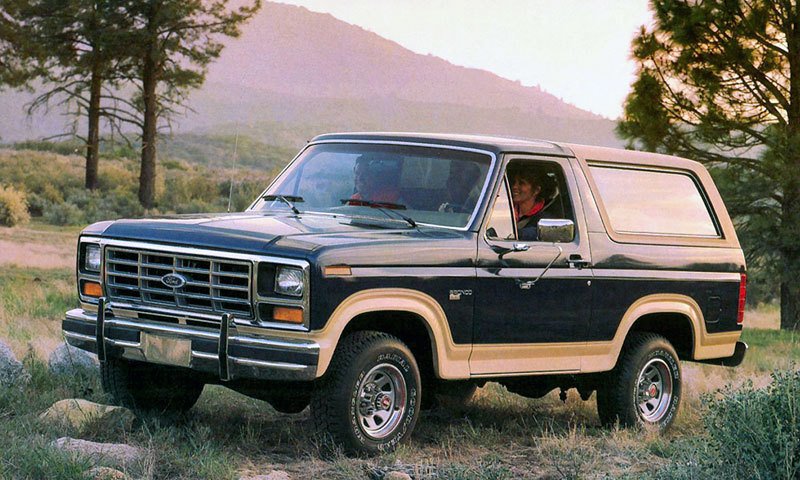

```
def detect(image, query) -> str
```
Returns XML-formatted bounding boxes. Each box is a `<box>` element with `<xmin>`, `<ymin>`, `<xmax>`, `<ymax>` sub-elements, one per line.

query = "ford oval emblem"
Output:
<box><xmin>161</xmin><ymin>273</ymin><xmax>187</xmax><ymax>288</ymax></box>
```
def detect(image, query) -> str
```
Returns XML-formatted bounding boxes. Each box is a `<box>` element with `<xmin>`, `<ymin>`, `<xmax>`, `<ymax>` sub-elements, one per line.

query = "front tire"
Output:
<box><xmin>596</xmin><ymin>333</ymin><xmax>681</xmax><ymax>430</ymax></box>
<box><xmin>101</xmin><ymin>357</ymin><xmax>204</xmax><ymax>414</ymax></box>
<box><xmin>311</xmin><ymin>331</ymin><xmax>421</xmax><ymax>455</ymax></box>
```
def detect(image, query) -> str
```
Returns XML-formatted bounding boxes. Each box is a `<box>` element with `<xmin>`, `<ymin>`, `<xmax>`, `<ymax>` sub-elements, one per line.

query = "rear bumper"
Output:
<box><xmin>696</xmin><ymin>341</ymin><xmax>748</xmax><ymax>368</ymax></box>
<box><xmin>63</xmin><ymin>305</ymin><xmax>319</xmax><ymax>381</ymax></box>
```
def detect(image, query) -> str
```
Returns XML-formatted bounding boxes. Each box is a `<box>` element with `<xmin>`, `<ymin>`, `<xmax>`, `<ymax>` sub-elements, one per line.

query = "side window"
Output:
<box><xmin>506</xmin><ymin>159</ymin><xmax>575</xmax><ymax>242</ymax></box>
<box><xmin>589</xmin><ymin>165</ymin><xmax>719</xmax><ymax>237</ymax></box>
<box><xmin>485</xmin><ymin>178</ymin><xmax>515</xmax><ymax>240</ymax></box>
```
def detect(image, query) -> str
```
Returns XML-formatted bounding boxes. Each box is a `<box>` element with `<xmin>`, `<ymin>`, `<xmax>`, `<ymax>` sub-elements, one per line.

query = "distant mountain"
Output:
<box><xmin>0</xmin><ymin>1</ymin><xmax>621</xmax><ymax>149</ymax></box>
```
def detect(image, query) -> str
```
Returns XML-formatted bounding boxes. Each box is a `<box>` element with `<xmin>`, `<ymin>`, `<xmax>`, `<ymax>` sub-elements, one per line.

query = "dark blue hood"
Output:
<box><xmin>87</xmin><ymin>212</ymin><xmax>462</xmax><ymax>261</ymax></box>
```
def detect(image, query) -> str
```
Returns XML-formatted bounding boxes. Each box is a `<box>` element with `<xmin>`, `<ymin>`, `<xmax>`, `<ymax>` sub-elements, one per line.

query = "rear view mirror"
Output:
<box><xmin>538</xmin><ymin>219</ymin><xmax>574</xmax><ymax>243</ymax></box>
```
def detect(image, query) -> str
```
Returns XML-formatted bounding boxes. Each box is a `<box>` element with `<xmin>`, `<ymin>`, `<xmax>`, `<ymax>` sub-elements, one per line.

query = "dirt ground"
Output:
<box><xmin>0</xmin><ymin>224</ymin><xmax>77</xmax><ymax>269</ymax></box>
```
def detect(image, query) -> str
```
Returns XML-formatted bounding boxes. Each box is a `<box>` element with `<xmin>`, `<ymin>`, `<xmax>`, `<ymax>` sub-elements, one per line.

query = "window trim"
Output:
<box><xmin>483</xmin><ymin>174</ymin><xmax>517</xmax><ymax>242</ymax></box>
<box><xmin>481</xmin><ymin>155</ymin><xmax>582</xmax><ymax>246</ymax></box>
<box><xmin>248</xmin><ymin>140</ymin><xmax>497</xmax><ymax>232</ymax></box>
<box><xmin>585</xmin><ymin>160</ymin><xmax>727</xmax><ymax>246</ymax></box>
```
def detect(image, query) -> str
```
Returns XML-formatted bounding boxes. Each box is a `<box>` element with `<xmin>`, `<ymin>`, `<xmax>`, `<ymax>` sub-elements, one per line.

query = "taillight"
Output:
<box><xmin>737</xmin><ymin>273</ymin><xmax>747</xmax><ymax>325</ymax></box>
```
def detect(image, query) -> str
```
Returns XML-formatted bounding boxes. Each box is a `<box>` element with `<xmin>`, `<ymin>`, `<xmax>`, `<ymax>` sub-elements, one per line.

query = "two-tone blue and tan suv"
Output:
<box><xmin>64</xmin><ymin>132</ymin><xmax>748</xmax><ymax>453</ymax></box>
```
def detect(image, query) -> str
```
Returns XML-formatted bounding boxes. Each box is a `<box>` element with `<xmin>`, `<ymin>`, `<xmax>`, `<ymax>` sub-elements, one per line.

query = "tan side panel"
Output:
<box><xmin>581</xmin><ymin>293</ymin><xmax>740</xmax><ymax>372</ymax></box>
<box><xmin>306</xmin><ymin>288</ymin><xmax>471</xmax><ymax>379</ymax></box>
<box><xmin>469</xmin><ymin>342</ymin><xmax>583</xmax><ymax>376</ymax></box>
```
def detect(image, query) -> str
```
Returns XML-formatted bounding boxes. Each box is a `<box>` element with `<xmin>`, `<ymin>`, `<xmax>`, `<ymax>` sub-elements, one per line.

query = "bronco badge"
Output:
<box><xmin>449</xmin><ymin>289</ymin><xmax>472</xmax><ymax>301</ymax></box>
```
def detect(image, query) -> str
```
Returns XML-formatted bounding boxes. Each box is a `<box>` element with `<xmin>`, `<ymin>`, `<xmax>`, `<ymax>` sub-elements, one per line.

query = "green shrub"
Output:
<box><xmin>43</xmin><ymin>201</ymin><xmax>85</xmax><ymax>226</ymax></box>
<box><xmin>705</xmin><ymin>369</ymin><xmax>800</xmax><ymax>479</ymax></box>
<box><xmin>0</xmin><ymin>185</ymin><xmax>31</xmax><ymax>226</ymax></box>
<box><xmin>10</xmin><ymin>139</ymin><xmax>83</xmax><ymax>156</ymax></box>
<box><xmin>651</xmin><ymin>368</ymin><xmax>800</xmax><ymax>480</ymax></box>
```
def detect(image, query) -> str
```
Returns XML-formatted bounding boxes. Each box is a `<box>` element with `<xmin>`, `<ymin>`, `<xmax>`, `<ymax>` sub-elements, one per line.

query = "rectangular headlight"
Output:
<box><xmin>275</xmin><ymin>266</ymin><xmax>304</xmax><ymax>297</ymax></box>
<box><xmin>84</xmin><ymin>244</ymin><xmax>101</xmax><ymax>272</ymax></box>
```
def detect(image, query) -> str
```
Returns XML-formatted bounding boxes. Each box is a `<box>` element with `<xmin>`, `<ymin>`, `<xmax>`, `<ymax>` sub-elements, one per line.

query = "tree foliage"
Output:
<box><xmin>127</xmin><ymin>0</ymin><xmax>261</xmax><ymax>209</ymax></box>
<box><xmin>0</xmin><ymin>0</ymin><xmax>261</xmax><ymax>204</ymax></box>
<box><xmin>0</xmin><ymin>0</ymin><xmax>137</xmax><ymax>189</ymax></box>
<box><xmin>618</xmin><ymin>0</ymin><xmax>800</xmax><ymax>330</ymax></box>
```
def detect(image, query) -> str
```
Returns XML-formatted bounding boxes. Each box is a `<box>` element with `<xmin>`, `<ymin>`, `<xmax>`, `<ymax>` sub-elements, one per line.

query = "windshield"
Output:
<box><xmin>250</xmin><ymin>143</ymin><xmax>493</xmax><ymax>228</ymax></box>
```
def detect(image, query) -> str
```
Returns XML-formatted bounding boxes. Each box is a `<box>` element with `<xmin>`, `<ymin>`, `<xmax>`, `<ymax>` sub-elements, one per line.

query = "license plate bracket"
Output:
<box><xmin>142</xmin><ymin>333</ymin><xmax>192</xmax><ymax>367</ymax></box>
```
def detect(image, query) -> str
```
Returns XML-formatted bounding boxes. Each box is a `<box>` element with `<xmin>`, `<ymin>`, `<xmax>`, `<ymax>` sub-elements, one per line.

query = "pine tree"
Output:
<box><xmin>0</xmin><ymin>0</ymin><xmax>137</xmax><ymax>190</ymax></box>
<box><xmin>619</xmin><ymin>0</ymin><xmax>800</xmax><ymax>331</ymax></box>
<box><xmin>127</xmin><ymin>0</ymin><xmax>261</xmax><ymax>209</ymax></box>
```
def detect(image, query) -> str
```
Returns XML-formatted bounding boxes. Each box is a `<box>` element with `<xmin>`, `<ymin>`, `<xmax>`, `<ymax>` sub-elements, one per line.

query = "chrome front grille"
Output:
<box><xmin>104</xmin><ymin>247</ymin><xmax>253</xmax><ymax>320</ymax></box>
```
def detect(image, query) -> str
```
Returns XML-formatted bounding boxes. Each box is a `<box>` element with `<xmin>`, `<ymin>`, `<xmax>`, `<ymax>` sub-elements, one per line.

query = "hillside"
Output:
<box><xmin>0</xmin><ymin>1</ymin><xmax>621</xmax><ymax>148</ymax></box>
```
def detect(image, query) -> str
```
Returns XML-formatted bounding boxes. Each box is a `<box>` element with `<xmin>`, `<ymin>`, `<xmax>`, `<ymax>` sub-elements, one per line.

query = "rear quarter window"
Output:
<box><xmin>589</xmin><ymin>165</ymin><xmax>719</xmax><ymax>237</ymax></box>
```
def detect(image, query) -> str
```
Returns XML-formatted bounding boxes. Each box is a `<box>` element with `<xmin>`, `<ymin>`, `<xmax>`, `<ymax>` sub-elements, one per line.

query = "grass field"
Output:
<box><xmin>0</xmin><ymin>222</ymin><xmax>796</xmax><ymax>479</ymax></box>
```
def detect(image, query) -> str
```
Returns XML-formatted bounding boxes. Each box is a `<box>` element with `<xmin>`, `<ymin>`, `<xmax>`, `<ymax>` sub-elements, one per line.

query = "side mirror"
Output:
<box><xmin>538</xmin><ymin>219</ymin><xmax>574</xmax><ymax>243</ymax></box>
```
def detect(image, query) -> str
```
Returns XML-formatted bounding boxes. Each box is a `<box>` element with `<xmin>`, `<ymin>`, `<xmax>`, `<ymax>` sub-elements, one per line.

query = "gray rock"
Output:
<box><xmin>40</xmin><ymin>399</ymin><xmax>135</xmax><ymax>432</ymax></box>
<box><xmin>0</xmin><ymin>339</ymin><xmax>29</xmax><ymax>386</ymax></box>
<box><xmin>52</xmin><ymin>437</ymin><xmax>144</xmax><ymax>467</ymax></box>
<box><xmin>85</xmin><ymin>466</ymin><xmax>129</xmax><ymax>480</ymax></box>
<box><xmin>239</xmin><ymin>471</ymin><xmax>291</xmax><ymax>480</ymax></box>
<box><xmin>48</xmin><ymin>342</ymin><xmax>98</xmax><ymax>376</ymax></box>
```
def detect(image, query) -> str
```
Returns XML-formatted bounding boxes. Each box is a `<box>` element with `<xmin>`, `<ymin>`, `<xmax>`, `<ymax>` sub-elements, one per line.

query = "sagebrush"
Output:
<box><xmin>0</xmin><ymin>184</ymin><xmax>30</xmax><ymax>227</ymax></box>
<box><xmin>652</xmin><ymin>367</ymin><xmax>800</xmax><ymax>480</ymax></box>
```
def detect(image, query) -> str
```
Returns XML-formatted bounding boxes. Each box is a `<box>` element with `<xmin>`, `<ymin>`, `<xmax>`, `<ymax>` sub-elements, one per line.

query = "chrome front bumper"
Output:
<box><xmin>63</xmin><ymin>301</ymin><xmax>319</xmax><ymax>381</ymax></box>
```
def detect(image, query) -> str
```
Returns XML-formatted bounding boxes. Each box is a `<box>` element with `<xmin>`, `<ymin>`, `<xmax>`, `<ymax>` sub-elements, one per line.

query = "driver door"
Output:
<box><xmin>470</xmin><ymin>156</ymin><xmax>593</xmax><ymax>376</ymax></box>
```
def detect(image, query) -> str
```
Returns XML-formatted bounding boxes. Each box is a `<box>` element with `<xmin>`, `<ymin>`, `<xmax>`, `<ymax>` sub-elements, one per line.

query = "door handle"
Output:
<box><xmin>567</xmin><ymin>254</ymin><xmax>591</xmax><ymax>269</ymax></box>
<box><xmin>517</xmin><ymin>280</ymin><xmax>534</xmax><ymax>290</ymax></box>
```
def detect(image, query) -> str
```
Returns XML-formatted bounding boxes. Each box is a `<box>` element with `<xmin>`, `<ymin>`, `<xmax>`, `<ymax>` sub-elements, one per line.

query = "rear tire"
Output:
<box><xmin>101</xmin><ymin>357</ymin><xmax>204</xmax><ymax>414</ymax></box>
<box><xmin>310</xmin><ymin>331</ymin><xmax>421</xmax><ymax>455</ymax></box>
<box><xmin>596</xmin><ymin>333</ymin><xmax>681</xmax><ymax>430</ymax></box>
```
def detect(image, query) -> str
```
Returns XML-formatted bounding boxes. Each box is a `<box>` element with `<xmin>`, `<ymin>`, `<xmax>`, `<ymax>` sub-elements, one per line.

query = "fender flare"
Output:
<box><xmin>605</xmin><ymin>293</ymin><xmax>735</xmax><ymax>366</ymax></box>
<box><xmin>312</xmin><ymin>288</ymin><xmax>471</xmax><ymax>379</ymax></box>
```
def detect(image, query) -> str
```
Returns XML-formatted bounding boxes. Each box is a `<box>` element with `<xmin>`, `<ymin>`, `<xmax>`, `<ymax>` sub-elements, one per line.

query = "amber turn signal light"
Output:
<box><xmin>82</xmin><ymin>281</ymin><xmax>102</xmax><ymax>298</ymax></box>
<box><xmin>324</xmin><ymin>265</ymin><xmax>352</xmax><ymax>276</ymax></box>
<box><xmin>273</xmin><ymin>306</ymin><xmax>304</xmax><ymax>324</ymax></box>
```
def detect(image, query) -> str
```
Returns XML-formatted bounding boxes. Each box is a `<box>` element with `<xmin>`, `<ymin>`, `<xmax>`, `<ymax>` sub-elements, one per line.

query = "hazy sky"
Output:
<box><xmin>279</xmin><ymin>1</ymin><xmax>654</xmax><ymax>119</ymax></box>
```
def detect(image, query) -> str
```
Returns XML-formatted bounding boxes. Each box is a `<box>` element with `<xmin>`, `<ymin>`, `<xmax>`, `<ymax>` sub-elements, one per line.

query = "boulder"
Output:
<box><xmin>51</xmin><ymin>437</ymin><xmax>144</xmax><ymax>467</ymax></box>
<box><xmin>40</xmin><ymin>399</ymin><xmax>135</xmax><ymax>432</ymax></box>
<box><xmin>48</xmin><ymin>342</ymin><xmax>98</xmax><ymax>376</ymax></box>
<box><xmin>0</xmin><ymin>339</ymin><xmax>29</xmax><ymax>386</ymax></box>
<box><xmin>85</xmin><ymin>466</ymin><xmax>129</xmax><ymax>480</ymax></box>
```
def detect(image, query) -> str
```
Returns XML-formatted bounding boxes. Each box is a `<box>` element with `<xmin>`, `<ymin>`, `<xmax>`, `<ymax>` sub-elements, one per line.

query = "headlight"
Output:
<box><xmin>84</xmin><ymin>244</ymin><xmax>101</xmax><ymax>272</ymax></box>
<box><xmin>275</xmin><ymin>266</ymin><xmax>304</xmax><ymax>297</ymax></box>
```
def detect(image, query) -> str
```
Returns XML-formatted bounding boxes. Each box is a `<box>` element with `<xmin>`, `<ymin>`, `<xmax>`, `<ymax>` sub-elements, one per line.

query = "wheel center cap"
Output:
<box><xmin>375</xmin><ymin>393</ymin><xmax>392</xmax><ymax>410</ymax></box>
<box><xmin>648</xmin><ymin>384</ymin><xmax>658</xmax><ymax>398</ymax></box>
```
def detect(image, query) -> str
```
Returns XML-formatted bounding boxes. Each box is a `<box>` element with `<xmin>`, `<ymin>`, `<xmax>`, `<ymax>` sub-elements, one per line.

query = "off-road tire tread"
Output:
<box><xmin>100</xmin><ymin>357</ymin><xmax>203</xmax><ymax>413</ymax></box>
<box><xmin>310</xmin><ymin>331</ymin><xmax>419</xmax><ymax>454</ymax></box>
<box><xmin>101</xmin><ymin>357</ymin><xmax>137</xmax><ymax>409</ymax></box>
<box><xmin>597</xmin><ymin>332</ymin><xmax>680</xmax><ymax>429</ymax></box>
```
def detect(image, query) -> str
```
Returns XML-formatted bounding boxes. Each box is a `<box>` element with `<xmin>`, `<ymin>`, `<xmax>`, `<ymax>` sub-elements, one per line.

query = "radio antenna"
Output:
<box><xmin>227</xmin><ymin>128</ymin><xmax>240</xmax><ymax>213</ymax></box>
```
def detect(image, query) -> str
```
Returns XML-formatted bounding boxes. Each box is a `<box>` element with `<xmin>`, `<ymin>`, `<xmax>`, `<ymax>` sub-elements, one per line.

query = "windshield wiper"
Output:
<box><xmin>262</xmin><ymin>194</ymin><xmax>303</xmax><ymax>214</ymax></box>
<box><xmin>340</xmin><ymin>198</ymin><xmax>417</xmax><ymax>228</ymax></box>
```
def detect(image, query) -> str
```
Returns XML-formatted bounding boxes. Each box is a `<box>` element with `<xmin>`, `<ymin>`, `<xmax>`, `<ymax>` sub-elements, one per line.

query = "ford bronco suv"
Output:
<box><xmin>63</xmin><ymin>133</ymin><xmax>747</xmax><ymax>453</ymax></box>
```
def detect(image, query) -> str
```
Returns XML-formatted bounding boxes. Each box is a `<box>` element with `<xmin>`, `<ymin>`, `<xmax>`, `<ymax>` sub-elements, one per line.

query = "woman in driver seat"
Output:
<box><xmin>509</xmin><ymin>164</ymin><xmax>558</xmax><ymax>241</ymax></box>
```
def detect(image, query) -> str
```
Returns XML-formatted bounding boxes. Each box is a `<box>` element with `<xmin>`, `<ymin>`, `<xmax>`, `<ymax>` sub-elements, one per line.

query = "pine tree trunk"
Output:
<box><xmin>781</xmin><ymin>6</ymin><xmax>800</xmax><ymax>332</ymax></box>
<box><xmin>780</xmin><ymin>281</ymin><xmax>800</xmax><ymax>331</ymax></box>
<box><xmin>138</xmin><ymin>39</ymin><xmax>158</xmax><ymax>209</ymax></box>
<box><xmin>85</xmin><ymin>67</ymin><xmax>102</xmax><ymax>190</ymax></box>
